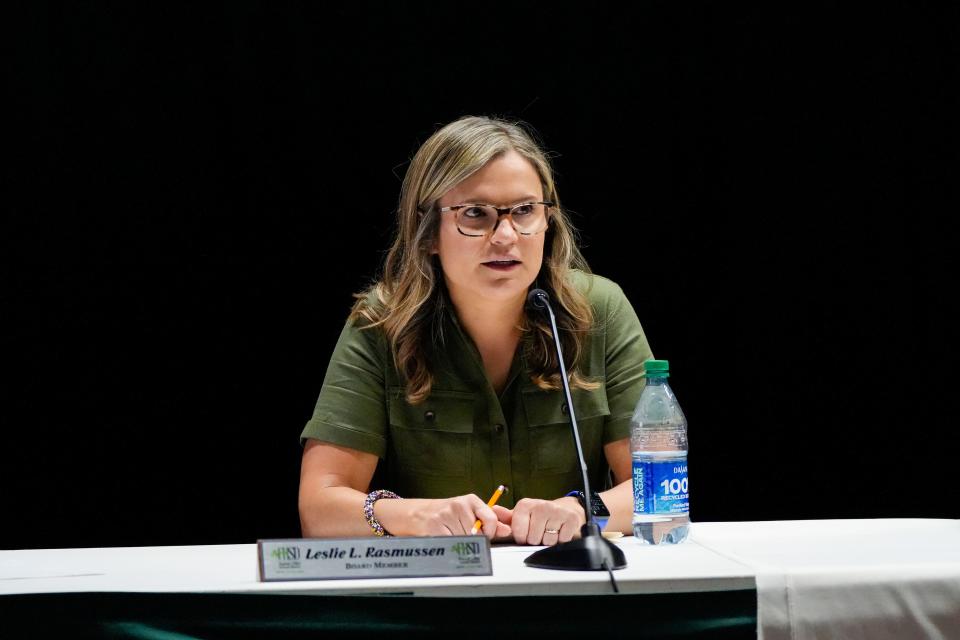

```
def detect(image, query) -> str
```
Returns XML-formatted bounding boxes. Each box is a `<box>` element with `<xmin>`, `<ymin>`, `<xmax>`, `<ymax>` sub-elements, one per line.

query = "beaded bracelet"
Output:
<box><xmin>363</xmin><ymin>489</ymin><xmax>401</xmax><ymax>537</ymax></box>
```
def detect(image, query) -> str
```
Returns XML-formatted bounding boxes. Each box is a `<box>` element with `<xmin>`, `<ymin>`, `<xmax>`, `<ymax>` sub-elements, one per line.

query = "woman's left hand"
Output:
<box><xmin>492</xmin><ymin>496</ymin><xmax>585</xmax><ymax>546</ymax></box>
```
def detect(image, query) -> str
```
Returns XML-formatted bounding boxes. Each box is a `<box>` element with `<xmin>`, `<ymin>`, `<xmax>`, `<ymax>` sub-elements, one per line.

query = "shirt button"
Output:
<box><xmin>424</xmin><ymin>411</ymin><xmax>436</xmax><ymax>422</ymax></box>
<box><xmin>561</xmin><ymin>403</ymin><xmax>569</xmax><ymax>415</ymax></box>
<box><xmin>493</xmin><ymin>423</ymin><xmax>504</xmax><ymax>435</ymax></box>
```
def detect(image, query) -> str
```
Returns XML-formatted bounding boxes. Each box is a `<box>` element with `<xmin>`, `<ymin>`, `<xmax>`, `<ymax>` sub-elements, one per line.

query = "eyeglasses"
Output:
<box><xmin>437</xmin><ymin>201</ymin><xmax>554</xmax><ymax>237</ymax></box>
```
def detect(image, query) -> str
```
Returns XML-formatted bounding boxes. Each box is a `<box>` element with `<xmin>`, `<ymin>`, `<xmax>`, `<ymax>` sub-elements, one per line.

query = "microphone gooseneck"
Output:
<box><xmin>526</xmin><ymin>289</ymin><xmax>595</xmax><ymax>528</ymax></box>
<box><xmin>523</xmin><ymin>288</ymin><xmax>627</xmax><ymax>573</ymax></box>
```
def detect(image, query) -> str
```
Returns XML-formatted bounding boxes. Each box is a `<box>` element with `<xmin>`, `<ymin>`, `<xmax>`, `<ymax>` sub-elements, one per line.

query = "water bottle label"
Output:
<box><xmin>633</xmin><ymin>459</ymin><xmax>689</xmax><ymax>516</ymax></box>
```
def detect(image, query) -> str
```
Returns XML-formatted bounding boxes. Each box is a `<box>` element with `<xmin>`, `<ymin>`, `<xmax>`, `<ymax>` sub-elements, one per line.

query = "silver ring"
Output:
<box><xmin>544</xmin><ymin>528</ymin><xmax>560</xmax><ymax>535</ymax></box>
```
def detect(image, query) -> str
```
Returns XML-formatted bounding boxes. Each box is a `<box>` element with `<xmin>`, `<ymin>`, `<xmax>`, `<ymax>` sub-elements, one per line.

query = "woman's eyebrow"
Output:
<box><xmin>460</xmin><ymin>195</ymin><xmax>541</xmax><ymax>204</ymax></box>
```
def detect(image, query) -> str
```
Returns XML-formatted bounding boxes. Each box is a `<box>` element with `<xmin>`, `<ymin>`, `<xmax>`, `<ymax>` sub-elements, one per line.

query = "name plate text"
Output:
<box><xmin>258</xmin><ymin>536</ymin><xmax>492</xmax><ymax>581</ymax></box>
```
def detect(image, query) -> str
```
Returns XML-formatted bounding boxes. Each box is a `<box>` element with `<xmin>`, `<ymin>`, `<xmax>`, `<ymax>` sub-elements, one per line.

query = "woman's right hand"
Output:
<box><xmin>375</xmin><ymin>494</ymin><xmax>512</xmax><ymax>540</ymax></box>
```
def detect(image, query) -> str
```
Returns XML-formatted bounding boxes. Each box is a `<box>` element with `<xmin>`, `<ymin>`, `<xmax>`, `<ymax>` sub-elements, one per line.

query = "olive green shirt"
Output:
<box><xmin>300</xmin><ymin>271</ymin><xmax>653</xmax><ymax>508</ymax></box>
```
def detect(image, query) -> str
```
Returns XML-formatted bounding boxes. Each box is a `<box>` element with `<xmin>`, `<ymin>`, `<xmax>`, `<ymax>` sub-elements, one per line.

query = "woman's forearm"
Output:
<box><xmin>300</xmin><ymin>488</ymin><xmax>499</xmax><ymax>539</ymax></box>
<box><xmin>298</xmin><ymin>485</ymin><xmax>471</xmax><ymax>539</ymax></box>
<box><xmin>299</xmin><ymin>486</ymin><xmax>376</xmax><ymax>538</ymax></box>
<box><xmin>599</xmin><ymin>479</ymin><xmax>634</xmax><ymax>534</ymax></box>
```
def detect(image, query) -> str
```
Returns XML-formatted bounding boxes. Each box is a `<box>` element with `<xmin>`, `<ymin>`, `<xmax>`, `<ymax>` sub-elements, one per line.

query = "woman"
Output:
<box><xmin>299</xmin><ymin>115</ymin><xmax>653</xmax><ymax>545</ymax></box>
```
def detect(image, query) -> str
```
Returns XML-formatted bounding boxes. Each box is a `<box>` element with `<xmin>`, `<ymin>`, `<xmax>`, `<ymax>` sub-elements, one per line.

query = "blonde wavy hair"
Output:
<box><xmin>352</xmin><ymin>115</ymin><xmax>599</xmax><ymax>404</ymax></box>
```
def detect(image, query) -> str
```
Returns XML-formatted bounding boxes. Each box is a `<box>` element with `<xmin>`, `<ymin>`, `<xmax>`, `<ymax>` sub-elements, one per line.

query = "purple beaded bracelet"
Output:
<box><xmin>363</xmin><ymin>489</ymin><xmax>400</xmax><ymax>536</ymax></box>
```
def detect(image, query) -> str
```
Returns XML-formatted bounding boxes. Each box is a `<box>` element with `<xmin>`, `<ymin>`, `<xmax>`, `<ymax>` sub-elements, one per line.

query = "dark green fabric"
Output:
<box><xmin>301</xmin><ymin>272</ymin><xmax>654</xmax><ymax>506</ymax></box>
<box><xmin>0</xmin><ymin>590</ymin><xmax>758</xmax><ymax>639</ymax></box>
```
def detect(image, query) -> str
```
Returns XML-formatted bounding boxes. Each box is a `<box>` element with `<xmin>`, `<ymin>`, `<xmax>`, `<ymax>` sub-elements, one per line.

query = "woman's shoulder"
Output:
<box><xmin>567</xmin><ymin>269</ymin><xmax>628</xmax><ymax>309</ymax></box>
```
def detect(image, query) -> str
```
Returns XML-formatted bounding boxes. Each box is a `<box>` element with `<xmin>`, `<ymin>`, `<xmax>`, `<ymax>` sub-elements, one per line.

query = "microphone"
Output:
<box><xmin>523</xmin><ymin>288</ymin><xmax>626</xmax><ymax>571</ymax></box>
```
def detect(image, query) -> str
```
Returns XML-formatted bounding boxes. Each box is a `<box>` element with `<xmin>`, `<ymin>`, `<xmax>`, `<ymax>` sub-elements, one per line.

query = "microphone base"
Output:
<box><xmin>523</xmin><ymin>524</ymin><xmax>627</xmax><ymax>571</ymax></box>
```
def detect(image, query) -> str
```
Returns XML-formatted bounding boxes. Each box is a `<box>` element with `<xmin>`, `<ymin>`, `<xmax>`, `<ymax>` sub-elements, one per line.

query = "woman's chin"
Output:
<box><xmin>448</xmin><ymin>279</ymin><xmax>531</xmax><ymax>307</ymax></box>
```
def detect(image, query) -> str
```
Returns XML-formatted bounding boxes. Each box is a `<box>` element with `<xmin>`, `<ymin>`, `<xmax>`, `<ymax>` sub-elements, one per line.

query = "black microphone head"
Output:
<box><xmin>527</xmin><ymin>288</ymin><xmax>549</xmax><ymax>311</ymax></box>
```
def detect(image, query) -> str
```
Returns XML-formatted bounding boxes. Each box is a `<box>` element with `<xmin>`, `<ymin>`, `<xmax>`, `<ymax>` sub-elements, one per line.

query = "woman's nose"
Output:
<box><xmin>489</xmin><ymin>216</ymin><xmax>520</xmax><ymax>244</ymax></box>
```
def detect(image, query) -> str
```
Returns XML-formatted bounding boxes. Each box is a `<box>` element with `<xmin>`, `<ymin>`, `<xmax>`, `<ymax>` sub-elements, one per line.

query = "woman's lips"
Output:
<box><xmin>482</xmin><ymin>260</ymin><xmax>521</xmax><ymax>271</ymax></box>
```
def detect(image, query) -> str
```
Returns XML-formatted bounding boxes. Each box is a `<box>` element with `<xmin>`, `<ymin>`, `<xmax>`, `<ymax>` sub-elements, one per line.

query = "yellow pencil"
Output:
<box><xmin>471</xmin><ymin>484</ymin><xmax>506</xmax><ymax>535</ymax></box>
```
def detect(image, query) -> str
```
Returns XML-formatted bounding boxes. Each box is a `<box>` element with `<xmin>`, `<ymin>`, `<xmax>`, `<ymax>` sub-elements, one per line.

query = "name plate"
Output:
<box><xmin>257</xmin><ymin>536</ymin><xmax>492</xmax><ymax>582</ymax></box>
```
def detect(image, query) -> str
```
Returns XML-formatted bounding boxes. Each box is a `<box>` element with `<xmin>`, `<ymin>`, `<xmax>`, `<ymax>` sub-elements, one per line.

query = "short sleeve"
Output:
<box><xmin>299</xmin><ymin>317</ymin><xmax>389</xmax><ymax>457</ymax></box>
<box><xmin>599</xmin><ymin>280</ymin><xmax>654</xmax><ymax>443</ymax></box>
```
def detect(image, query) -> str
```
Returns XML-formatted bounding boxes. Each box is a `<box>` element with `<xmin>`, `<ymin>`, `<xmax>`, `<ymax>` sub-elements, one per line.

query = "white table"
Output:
<box><xmin>2</xmin><ymin>519</ymin><xmax>958</xmax><ymax>639</ymax></box>
<box><xmin>0</xmin><ymin>534</ymin><xmax>750</xmax><ymax>597</ymax></box>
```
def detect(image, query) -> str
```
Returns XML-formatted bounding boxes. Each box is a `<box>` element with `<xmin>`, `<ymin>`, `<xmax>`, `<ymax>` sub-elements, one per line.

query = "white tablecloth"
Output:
<box><xmin>691</xmin><ymin>519</ymin><xmax>960</xmax><ymax>639</ymax></box>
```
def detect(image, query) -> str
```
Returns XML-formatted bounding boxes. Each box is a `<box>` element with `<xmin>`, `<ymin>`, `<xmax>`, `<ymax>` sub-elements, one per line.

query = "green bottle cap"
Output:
<box><xmin>644</xmin><ymin>359</ymin><xmax>670</xmax><ymax>377</ymax></box>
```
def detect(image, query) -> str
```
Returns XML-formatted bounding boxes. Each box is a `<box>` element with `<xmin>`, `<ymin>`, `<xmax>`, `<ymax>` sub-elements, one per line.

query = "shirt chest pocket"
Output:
<box><xmin>388</xmin><ymin>389</ymin><xmax>476</xmax><ymax>478</ymax></box>
<box><xmin>522</xmin><ymin>387</ymin><xmax>611</xmax><ymax>474</ymax></box>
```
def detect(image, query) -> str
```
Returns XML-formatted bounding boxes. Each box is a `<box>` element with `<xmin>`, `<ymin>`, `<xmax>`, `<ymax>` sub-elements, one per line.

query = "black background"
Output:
<box><xmin>4</xmin><ymin>3</ymin><xmax>956</xmax><ymax>549</ymax></box>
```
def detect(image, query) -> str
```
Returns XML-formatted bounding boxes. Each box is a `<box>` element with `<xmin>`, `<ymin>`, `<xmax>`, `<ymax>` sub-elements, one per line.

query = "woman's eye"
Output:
<box><xmin>513</xmin><ymin>204</ymin><xmax>534</xmax><ymax>216</ymax></box>
<box><xmin>463</xmin><ymin>207</ymin><xmax>487</xmax><ymax>218</ymax></box>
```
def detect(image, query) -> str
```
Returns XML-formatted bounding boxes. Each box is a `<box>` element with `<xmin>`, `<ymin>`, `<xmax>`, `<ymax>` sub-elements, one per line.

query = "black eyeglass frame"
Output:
<box><xmin>436</xmin><ymin>201</ymin><xmax>555</xmax><ymax>237</ymax></box>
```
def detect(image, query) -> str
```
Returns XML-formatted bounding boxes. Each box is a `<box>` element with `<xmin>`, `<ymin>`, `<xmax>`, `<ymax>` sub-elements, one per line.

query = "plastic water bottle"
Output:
<box><xmin>631</xmin><ymin>359</ymin><xmax>690</xmax><ymax>544</ymax></box>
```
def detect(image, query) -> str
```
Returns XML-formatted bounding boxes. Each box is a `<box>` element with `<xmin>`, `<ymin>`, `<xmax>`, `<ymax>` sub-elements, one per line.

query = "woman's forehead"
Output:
<box><xmin>444</xmin><ymin>150</ymin><xmax>543</xmax><ymax>203</ymax></box>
